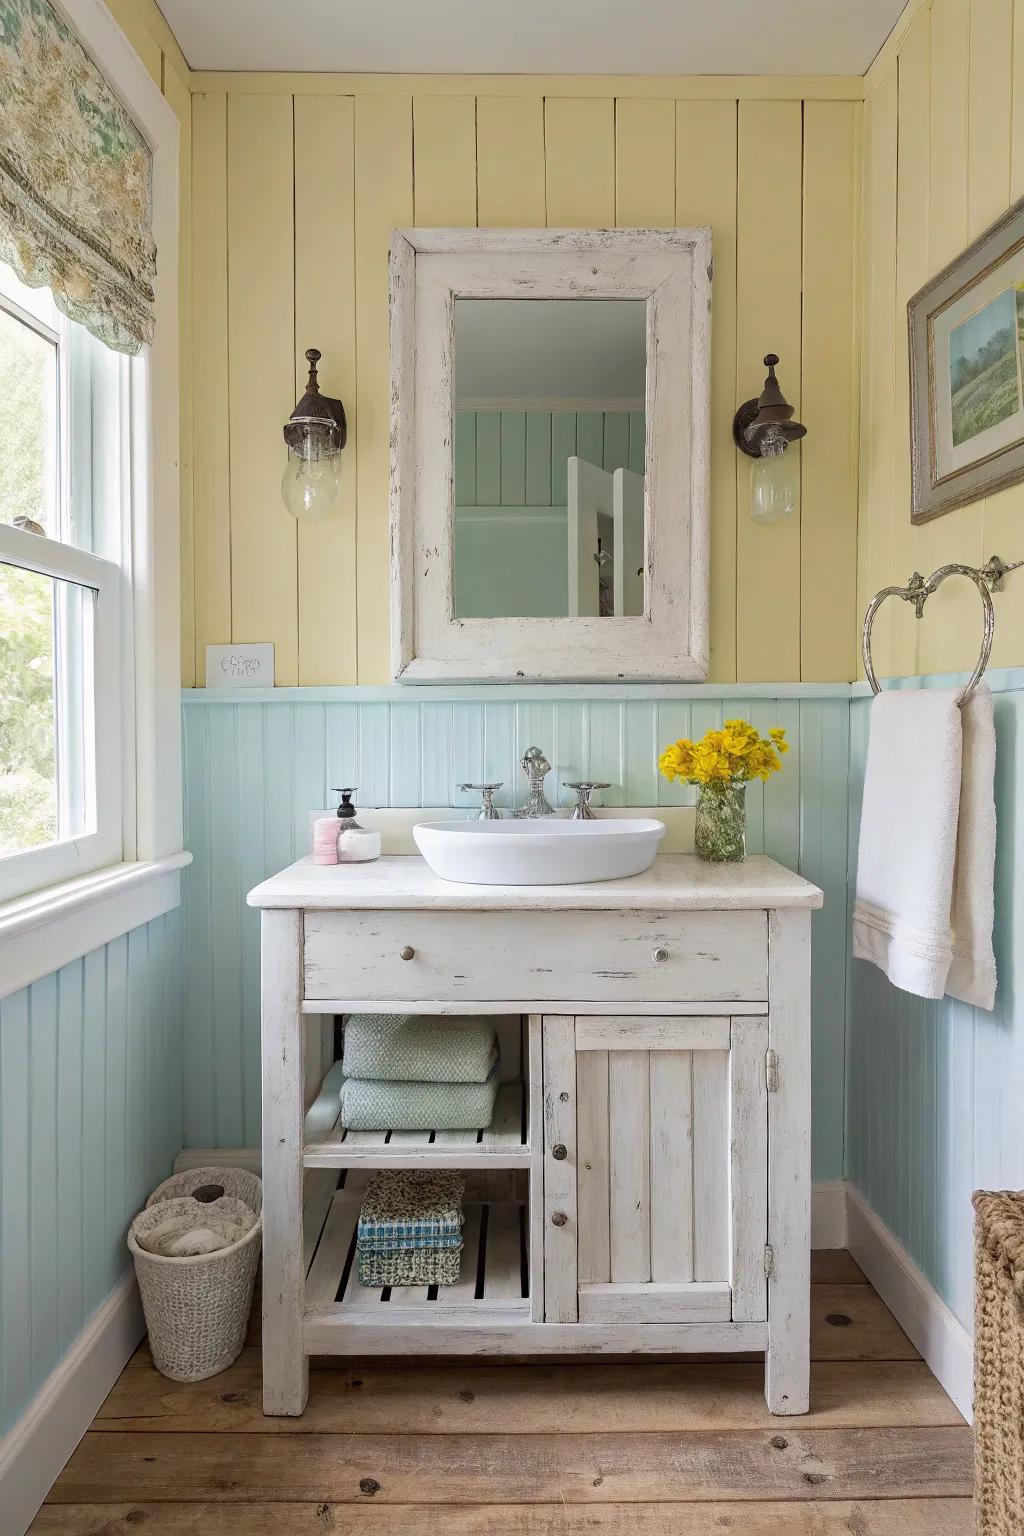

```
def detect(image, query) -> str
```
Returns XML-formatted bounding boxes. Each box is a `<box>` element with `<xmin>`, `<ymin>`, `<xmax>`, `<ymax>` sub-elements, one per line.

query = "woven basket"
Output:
<box><xmin>146</xmin><ymin>1165</ymin><xmax>263</xmax><ymax>1210</ymax></box>
<box><xmin>973</xmin><ymin>1189</ymin><xmax>1024</xmax><ymax>1535</ymax></box>
<box><xmin>129</xmin><ymin>1166</ymin><xmax>262</xmax><ymax>1383</ymax></box>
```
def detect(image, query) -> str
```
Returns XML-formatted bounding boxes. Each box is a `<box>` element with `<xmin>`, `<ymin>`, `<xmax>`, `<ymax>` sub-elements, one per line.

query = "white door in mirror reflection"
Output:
<box><xmin>614</xmin><ymin>468</ymin><xmax>645</xmax><ymax>618</ymax></box>
<box><xmin>568</xmin><ymin>457</ymin><xmax>645</xmax><ymax>618</ymax></box>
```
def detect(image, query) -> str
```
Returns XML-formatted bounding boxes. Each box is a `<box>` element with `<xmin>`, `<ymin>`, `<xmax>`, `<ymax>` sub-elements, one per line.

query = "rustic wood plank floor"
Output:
<box><xmin>31</xmin><ymin>1250</ymin><xmax>972</xmax><ymax>1535</ymax></box>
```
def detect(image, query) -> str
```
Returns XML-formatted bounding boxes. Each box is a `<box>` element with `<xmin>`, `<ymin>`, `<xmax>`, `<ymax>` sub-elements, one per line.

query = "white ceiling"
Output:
<box><xmin>156</xmin><ymin>0</ymin><xmax>907</xmax><ymax>76</ymax></box>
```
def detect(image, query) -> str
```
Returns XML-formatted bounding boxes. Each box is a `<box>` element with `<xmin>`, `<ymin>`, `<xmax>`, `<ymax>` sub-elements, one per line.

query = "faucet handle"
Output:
<box><xmin>521</xmin><ymin>745</ymin><xmax>551</xmax><ymax>779</ymax></box>
<box><xmin>564</xmin><ymin>781</ymin><xmax>611</xmax><ymax>820</ymax></box>
<box><xmin>458</xmin><ymin>782</ymin><xmax>504</xmax><ymax>820</ymax></box>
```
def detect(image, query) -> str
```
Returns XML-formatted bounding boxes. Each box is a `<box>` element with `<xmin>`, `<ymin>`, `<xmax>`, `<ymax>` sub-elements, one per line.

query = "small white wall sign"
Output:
<box><xmin>206</xmin><ymin>643</ymin><xmax>275</xmax><ymax>688</ymax></box>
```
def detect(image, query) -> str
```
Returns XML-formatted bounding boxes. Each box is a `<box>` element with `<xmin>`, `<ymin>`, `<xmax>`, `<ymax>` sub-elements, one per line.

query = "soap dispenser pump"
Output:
<box><xmin>331</xmin><ymin>788</ymin><xmax>381</xmax><ymax>864</ymax></box>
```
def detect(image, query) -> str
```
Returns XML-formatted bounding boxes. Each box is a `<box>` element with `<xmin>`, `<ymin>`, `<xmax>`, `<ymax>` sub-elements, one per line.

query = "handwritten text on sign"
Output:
<box><xmin>205</xmin><ymin>643</ymin><xmax>275</xmax><ymax>688</ymax></box>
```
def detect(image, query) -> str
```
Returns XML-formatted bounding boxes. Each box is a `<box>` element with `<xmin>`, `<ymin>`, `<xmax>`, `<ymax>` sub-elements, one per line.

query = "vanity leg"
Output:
<box><xmin>261</xmin><ymin>908</ymin><xmax>309</xmax><ymax>1416</ymax></box>
<box><xmin>765</xmin><ymin>909</ymin><xmax>811</xmax><ymax>1415</ymax></box>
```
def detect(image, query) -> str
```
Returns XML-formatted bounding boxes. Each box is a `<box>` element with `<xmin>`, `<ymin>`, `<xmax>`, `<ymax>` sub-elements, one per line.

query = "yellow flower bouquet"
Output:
<box><xmin>658</xmin><ymin>719</ymin><xmax>789</xmax><ymax>862</ymax></box>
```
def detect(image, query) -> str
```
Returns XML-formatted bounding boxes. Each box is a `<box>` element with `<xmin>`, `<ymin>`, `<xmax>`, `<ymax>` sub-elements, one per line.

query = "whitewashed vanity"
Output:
<box><xmin>249</xmin><ymin>852</ymin><xmax>821</xmax><ymax>1418</ymax></box>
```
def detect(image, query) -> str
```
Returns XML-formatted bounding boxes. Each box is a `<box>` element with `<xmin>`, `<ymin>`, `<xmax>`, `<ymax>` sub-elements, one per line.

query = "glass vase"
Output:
<box><xmin>694</xmin><ymin>782</ymin><xmax>747</xmax><ymax>863</ymax></box>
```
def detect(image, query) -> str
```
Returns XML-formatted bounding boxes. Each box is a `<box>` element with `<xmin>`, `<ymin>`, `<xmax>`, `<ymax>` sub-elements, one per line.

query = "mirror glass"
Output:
<box><xmin>452</xmin><ymin>298</ymin><xmax>646</xmax><ymax>620</ymax></box>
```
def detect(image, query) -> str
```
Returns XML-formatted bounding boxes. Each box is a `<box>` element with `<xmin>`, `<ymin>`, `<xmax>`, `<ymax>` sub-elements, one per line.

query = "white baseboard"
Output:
<box><xmin>0</xmin><ymin>1269</ymin><xmax>145</xmax><ymax>1536</ymax></box>
<box><xmin>845</xmin><ymin>1181</ymin><xmax>973</xmax><ymax>1421</ymax></box>
<box><xmin>811</xmin><ymin>1180</ymin><xmax>849</xmax><ymax>1249</ymax></box>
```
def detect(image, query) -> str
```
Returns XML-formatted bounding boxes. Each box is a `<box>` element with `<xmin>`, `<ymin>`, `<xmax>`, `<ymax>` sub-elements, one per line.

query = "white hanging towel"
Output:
<box><xmin>852</xmin><ymin>684</ymin><xmax>997</xmax><ymax>1009</ymax></box>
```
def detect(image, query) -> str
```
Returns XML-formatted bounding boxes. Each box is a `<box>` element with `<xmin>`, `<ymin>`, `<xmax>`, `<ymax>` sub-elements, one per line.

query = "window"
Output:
<box><xmin>0</xmin><ymin>261</ymin><xmax>131</xmax><ymax>902</ymax></box>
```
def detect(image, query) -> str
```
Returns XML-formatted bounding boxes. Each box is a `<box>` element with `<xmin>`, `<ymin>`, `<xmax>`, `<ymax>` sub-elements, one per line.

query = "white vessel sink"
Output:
<box><xmin>413</xmin><ymin>816</ymin><xmax>666</xmax><ymax>886</ymax></box>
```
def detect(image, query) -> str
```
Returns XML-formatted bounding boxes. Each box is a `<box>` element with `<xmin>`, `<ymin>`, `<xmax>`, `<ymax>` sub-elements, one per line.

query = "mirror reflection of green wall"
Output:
<box><xmin>452</xmin><ymin>299</ymin><xmax>647</xmax><ymax>620</ymax></box>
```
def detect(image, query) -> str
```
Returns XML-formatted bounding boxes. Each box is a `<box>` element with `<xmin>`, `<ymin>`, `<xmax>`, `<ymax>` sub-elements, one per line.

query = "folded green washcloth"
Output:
<box><xmin>342</xmin><ymin>1013</ymin><xmax>498</xmax><ymax>1084</ymax></box>
<box><xmin>357</xmin><ymin>1245</ymin><xmax>462</xmax><ymax>1287</ymax></box>
<box><xmin>340</xmin><ymin>1066</ymin><xmax>499</xmax><ymax>1133</ymax></box>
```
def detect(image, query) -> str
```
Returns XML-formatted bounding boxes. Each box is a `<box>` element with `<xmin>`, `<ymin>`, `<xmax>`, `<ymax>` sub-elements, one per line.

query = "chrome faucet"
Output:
<box><xmin>514</xmin><ymin>746</ymin><xmax>556</xmax><ymax>818</ymax></box>
<box><xmin>458</xmin><ymin>782</ymin><xmax>504</xmax><ymax>819</ymax></box>
<box><xmin>564</xmin><ymin>781</ymin><xmax>611</xmax><ymax>819</ymax></box>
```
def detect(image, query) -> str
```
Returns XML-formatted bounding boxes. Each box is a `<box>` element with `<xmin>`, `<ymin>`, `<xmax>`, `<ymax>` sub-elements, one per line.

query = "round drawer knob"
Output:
<box><xmin>551</xmin><ymin>1144</ymin><xmax>568</xmax><ymax>1161</ymax></box>
<box><xmin>653</xmin><ymin>947</ymin><xmax>668</xmax><ymax>963</ymax></box>
<box><xmin>551</xmin><ymin>1211</ymin><xmax>568</xmax><ymax>1228</ymax></box>
<box><xmin>399</xmin><ymin>945</ymin><xmax>415</xmax><ymax>961</ymax></box>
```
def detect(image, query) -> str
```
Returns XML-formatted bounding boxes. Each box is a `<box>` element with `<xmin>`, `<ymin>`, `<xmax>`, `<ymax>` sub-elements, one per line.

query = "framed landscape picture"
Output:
<box><xmin>909</xmin><ymin>195</ymin><xmax>1024</xmax><ymax>522</ymax></box>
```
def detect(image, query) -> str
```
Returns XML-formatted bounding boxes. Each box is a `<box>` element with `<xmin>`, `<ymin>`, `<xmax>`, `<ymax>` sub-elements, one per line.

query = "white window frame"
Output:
<box><xmin>0</xmin><ymin>0</ymin><xmax>189</xmax><ymax>993</ymax></box>
<box><xmin>0</xmin><ymin>524</ymin><xmax>122</xmax><ymax>901</ymax></box>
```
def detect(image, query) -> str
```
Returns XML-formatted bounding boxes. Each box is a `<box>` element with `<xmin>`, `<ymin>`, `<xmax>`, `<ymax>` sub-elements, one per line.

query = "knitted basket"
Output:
<box><xmin>129</xmin><ymin>1167</ymin><xmax>262</xmax><ymax>1382</ymax></box>
<box><xmin>973</xmin><ymin>1190</ymin><xmax>1024</xmax><ymax>1535</ymax></box>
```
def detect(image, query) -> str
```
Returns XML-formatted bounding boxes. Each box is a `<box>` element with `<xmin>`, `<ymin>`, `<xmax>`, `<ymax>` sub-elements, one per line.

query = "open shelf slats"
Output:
<box><xmin>304</xmin><ymin>1193</ymin><xmax>530</xmax><ymax>1320</ymax></box>
<box><xmin>303</xmin><ymin>1079</ymin><xmax>529</xmax><ymax>1168</ymax></box>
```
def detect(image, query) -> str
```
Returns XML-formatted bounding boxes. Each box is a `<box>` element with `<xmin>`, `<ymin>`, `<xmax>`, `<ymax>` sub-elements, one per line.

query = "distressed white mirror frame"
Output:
<box><xmin>389</xmin><ymin>228</ymin><xmax>712</xmax><ymax>683</ymax></box>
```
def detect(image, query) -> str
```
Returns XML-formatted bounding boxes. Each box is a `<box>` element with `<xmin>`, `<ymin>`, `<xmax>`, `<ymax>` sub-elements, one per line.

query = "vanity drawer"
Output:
<box><xmin>302</xmin><ymin>908</ymin><xmax>767</xmax><ymax>1004</ymax></box>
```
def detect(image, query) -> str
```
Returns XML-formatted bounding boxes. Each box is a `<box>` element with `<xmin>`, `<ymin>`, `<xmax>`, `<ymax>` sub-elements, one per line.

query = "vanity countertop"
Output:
<box><xmin>247</xmin><ymin>853</ymin><xmax>823</xmax><ymax>912</ymax></box>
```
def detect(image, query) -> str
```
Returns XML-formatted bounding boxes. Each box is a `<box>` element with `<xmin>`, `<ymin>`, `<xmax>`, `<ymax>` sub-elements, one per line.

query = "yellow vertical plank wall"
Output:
<box><xmin>860</xmin><ymin>0</ymin><xmax>1024</xmax><ymax>675</ymax></box>
<box><xmin>859</xmin><ymin>72</ymin><xmax>899</xmax><ymax>680</ymax></box>
<box><xmin>675</xmin><ymin>101</ymin><xmax>739</xmax><ymax>682</ymax></box>
<box><xmin>354</xmin><ymin>98</ymin><xmax>414</xmax><ymax>683</ymax></box>
<box><xmin>226</xmin><ymin>95</ymin><xmax>298</xmax><ymax>683</ymax></box>
<box><xmin>183</xmin><ymin>77</ymin><xmax>864</xmax><ymax>685</ymax></box>
<box><xmin>615</xmin><ymin>100</ymin><xmax>676</xmax><ymax>225</ymax></box>
<box><xmin>161</xmin><ymin>60</ymin><xmax>195</xmax><ymax>687</ymax></box>
<box><xmin>545</xmin><ymin>99</ymin><xmax>616</xmax><ymax>225</ymax></box>
<box><xmin>103</xmin><ymin>0</ymin><xmax>161</xmax><ymax>87</ymax></box>
<box><xmin>801</xmin><ymin>102</ymin><xmax>861</xmax><ymax>682</ymax></box>
<box><xmin>190</xmin><ymin>93</ymin><xmax>232</xmax><ymax>686</ymax></box>
<box><xmin>889</xmin><ymin>9</ymin><xmax>931</xmax><ymax>675</ymax></box>
<box><xmin>101</xmin><ymin>0</ymin><xmax>196</xmax><ymax>679</ymax></box>
<box><xmin>476</xmin><ymin>98</ymin><xmax>546</xmax><ymax>226</ymax></box>
<box><xmin>414</xmin><ymin>97</ymin><xmax>478</xmax><ymax>225</ymax></box>
<box><xmin>926</xmin><ymin>0</ymin><xmax>985</xmax><ymax>667</ymax></box>
<box><xmin>735</xmin><ymin>102</ymin><xmax>804</xmax><ymax>682</ymax></box>
<box><xmin>295</xmin><ymin>97</ymin><xmax>358</xmax><ymax>685</ymax></box>
<box><xmin>969</xmin><ymin>0</ymin><xmax>1021</xmax><ymax>665</ymax></box>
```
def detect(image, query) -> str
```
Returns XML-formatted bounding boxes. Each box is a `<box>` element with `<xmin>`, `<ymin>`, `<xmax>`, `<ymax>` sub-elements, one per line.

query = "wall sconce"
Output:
<box><xmin>732</xmin><ymin>353</ymin><xmax>806</xmax><ymax>525</ymax></box>
<box><xmin>281</xmin><ymin>347</ymin><xmax>347</xmax><ymax>522</ymax></box>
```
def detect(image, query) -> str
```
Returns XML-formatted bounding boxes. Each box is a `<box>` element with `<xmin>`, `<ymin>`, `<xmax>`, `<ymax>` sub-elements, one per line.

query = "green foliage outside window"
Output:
<box><xmin>0</xmin><ymin>307</ymin><xmax>57</xmax><ymax>855</ymax></box>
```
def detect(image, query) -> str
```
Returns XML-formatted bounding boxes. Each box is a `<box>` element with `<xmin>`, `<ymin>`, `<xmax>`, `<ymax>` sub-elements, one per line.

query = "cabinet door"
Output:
<box><xmin>542</xmin><ymin>1015</ymin><xmax>768</xmax><ymax>1325</ymax></box>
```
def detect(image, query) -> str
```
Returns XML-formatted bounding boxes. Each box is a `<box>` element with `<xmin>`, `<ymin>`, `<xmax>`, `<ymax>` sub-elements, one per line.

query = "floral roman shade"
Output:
<box><xmin>0</xmin><ymin>0</ymin><xmax>156</xmax><ymax>354</ymax></box>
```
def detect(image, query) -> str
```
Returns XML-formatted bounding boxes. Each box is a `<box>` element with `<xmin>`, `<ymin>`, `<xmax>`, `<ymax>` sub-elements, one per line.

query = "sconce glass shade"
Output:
<box><xmin>281</xmin><ymin>348</ymin><xmax>348</xmax><ymax>522</ymax></box>
<box><xmin>281</xmin><ymin>421</ymin><xmax>343</xmax><ymax>522</ymax></box>
<box><xmin>750</xmin><ymin>430</ymin><xmax>799</xmax><ymax>525</ymax></box>
<box><xmin>733</xmin><ymin>353</ymin><xmax>805</xmax><ymax>524</ymax></box>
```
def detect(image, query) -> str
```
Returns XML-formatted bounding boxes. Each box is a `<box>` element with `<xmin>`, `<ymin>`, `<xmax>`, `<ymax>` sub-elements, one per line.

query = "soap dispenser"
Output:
<box><xmin>332</xmin><ymin>788</ymin><xmax>382</xmax><ymax>864</ymax></box>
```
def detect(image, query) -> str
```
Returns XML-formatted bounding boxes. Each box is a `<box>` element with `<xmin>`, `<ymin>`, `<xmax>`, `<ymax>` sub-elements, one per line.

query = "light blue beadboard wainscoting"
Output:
<box><xmin>0</xmin><ymin>908</ymin><xmax>183</xmax><ymax>1437</ymax></box>
<box><xmin>846</xmin><ymin>668</ymin><xmax>1024</xmax><ymax>1327</ymax></box>
<box><xmin>180</xmin><ymin>684</ymin><xmax>851</xmax><ymax>1179</ymax></box>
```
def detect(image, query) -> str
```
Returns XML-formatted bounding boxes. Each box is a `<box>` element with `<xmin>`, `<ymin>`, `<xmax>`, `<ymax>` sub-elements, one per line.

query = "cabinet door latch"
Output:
<box><xmin>765</xmin><ymin>1049</ymin><xmax>779</xmax><ymax>1094</ymax></box>
<box><xmin>764</xmin><ymin>1243</ymin><xmax>775</xmax><ymax>1280</ymax></box>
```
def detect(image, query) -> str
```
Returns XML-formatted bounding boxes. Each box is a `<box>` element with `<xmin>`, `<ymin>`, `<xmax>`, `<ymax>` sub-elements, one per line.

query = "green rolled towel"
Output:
<box><xmin>342</xmin><ymin>1013</ymin><xmax>498</xmax><ymax>1084</ymax></box>
<box><xmin>340</xmin><ymin>1065</ymin><xmax>499</xmax><ymax>1132</ymax></box>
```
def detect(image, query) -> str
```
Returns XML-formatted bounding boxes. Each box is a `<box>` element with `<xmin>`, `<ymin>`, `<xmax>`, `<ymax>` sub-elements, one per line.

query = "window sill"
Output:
<box><xmin>0</xmin><ymin>851</ymin><xmax>192</xmax><ymax>1001</ymax></box>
